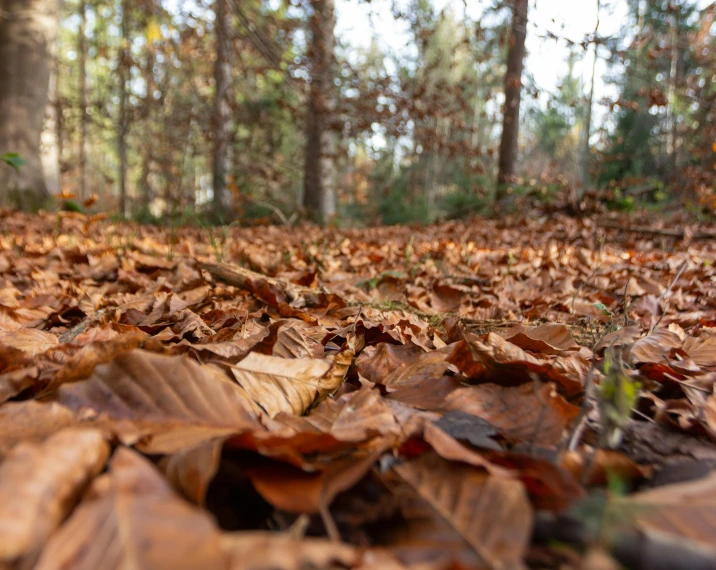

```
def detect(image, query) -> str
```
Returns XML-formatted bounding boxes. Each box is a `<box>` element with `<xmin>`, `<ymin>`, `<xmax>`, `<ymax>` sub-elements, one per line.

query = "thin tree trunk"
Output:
<box><xmin>118</xmin><ymin>0</ymin><xmax>129</xmax><ymax>218</ymax></box>
<box><xmin>0</xmin><ymin>0</ymin><xmax>61</xmax><ymax>209</ymax></box>
<box><xmin>41</xmin><ymin>50</ymin><xmax>61</xmax><ymax>195</ymax></box>
<box><xmin>665</xmin><ymin>6</ymin><xmax>679</xmax><ymax>173</ymax></box>
<box><xmin>140</xmin><ymin>30</ymin><xmax>156</xmax><ymax>211</ymax></box>
<box><xmin>212</xmin><ymin>0</ymin><xmax>232</xmax><ymax>221</ymax></box>
<box><xmin>302</xmin><ymin>0</ymin><xmax>337</xmax><ymax>224</ymax></box>
<box><xmin>79</xmin><ymin>0</ymin><xmax>89</xmax><ymax>199</ymax></box>
<box><xmin>577</xmin><ymin>0</ymin><xmax>600</xmax><ymax>194</ymax></box>
<box><xmin>496</xmin><ymin>0</ymin><xmax>528</xmax><ymax>199</ymax></box>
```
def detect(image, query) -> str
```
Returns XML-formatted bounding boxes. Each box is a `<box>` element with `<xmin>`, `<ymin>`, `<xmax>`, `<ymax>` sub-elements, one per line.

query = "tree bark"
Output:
<box><xmin>0</xmin><ymin>0</ymin><xmax>61</xmax><ymax>209</ymax></box>
<box><xmin>79</xmin><ymin>0</ymin><xmax>89</xmax><ymax>199</ymax></box>
<box><xmin>118</xmin><ymin>0</ymin><xmax>129</xmax><ymax>218</ymax></box>
<box><xmin>302</xmin><ymin>0</ymin><xmax>337</xmax><ymax>225</ymax></box>
<box><xmin>496</xmin><ymin>0</ymin><xmax>528</xmax><ymax>199</ymax></box>
<box><xmin>212</xmin><ymin>0</ymin><xmax>233</xmax><ymax>221</ymax></box>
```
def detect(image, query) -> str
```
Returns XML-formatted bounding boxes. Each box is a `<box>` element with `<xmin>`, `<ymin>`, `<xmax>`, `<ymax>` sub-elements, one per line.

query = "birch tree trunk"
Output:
<box><xmin>496</xmin><ymin>0</ymin><xmax>528</xmax><ymax>200</ymax></box>
<box><xmin>302</xmin><ymin>0</ymin><xmax>337</xmax><ymax>225</ymax></box>
<box><xmin>212</xmin><ymin>0</ymin><xmax>233</xmax><ymax>221</ymax></box>
<box><xmin>0</xmin><ymin>0</ymin><xmax>61</xmax><ymax>209</ymax></box>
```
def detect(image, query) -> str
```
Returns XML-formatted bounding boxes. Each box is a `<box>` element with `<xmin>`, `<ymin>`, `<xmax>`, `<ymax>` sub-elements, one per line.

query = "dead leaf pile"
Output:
<box><xmin>0</xmin><ymin>210</ymin><xmax>715</xmax><ymax>569</ymax></box>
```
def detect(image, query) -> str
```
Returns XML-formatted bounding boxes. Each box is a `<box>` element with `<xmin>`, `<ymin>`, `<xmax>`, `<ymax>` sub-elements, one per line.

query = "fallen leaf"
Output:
<box><xmin>0</xmin><ymin>429</ymin><xmax>109</xmax><ymax>566</ymax></box>
<box><xmin>52</xmin><ymin>350</ymin><xmax>260</xmax><ymax>453</ymax></box>
<box><xmin>32</xmin><ymin>447</ymin><xmax>231</xmax><ymax>570</ymax></box>
<box><xmin>503</xmin><ymin>323</ymin><xmax>579</xmax><ymax>355</ymax></box>
<box><xmin>0</xmin><ymin>327</ymin><xmax>58</xmax><ymax>357</ymax></box>
<box><xmin>220</xmin><ymin>531</ymin><xmax>359</xmax><ymax>570</ymax></box>
<box><xmin>394</xmin><ymin>451</ymin><xmax>532</xmax><ymax>570</ymax></box>
<box><xmin>231</xmin><ymin>352</ymin><xmax>334</xmax><ymax>417</ymax></box>
<box><xmin>444</xmin><ymin>382</ymin><xmax>580</xmax><ymax>447</ymax></box>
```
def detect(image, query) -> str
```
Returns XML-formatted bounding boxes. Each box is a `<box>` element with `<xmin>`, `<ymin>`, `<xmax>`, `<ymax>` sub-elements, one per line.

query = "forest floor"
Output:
<box><xmin>1</xmin><ymin>209</ymin><xmax>716</xmax><ymax>570</ymax></box>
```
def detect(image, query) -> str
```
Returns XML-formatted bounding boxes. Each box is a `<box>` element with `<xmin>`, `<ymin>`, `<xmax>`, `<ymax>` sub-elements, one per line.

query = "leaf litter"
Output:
<box><xmin>0</xmin><ymin>210</ymin><xmax>715</xmax><ymax>569</ymax></box>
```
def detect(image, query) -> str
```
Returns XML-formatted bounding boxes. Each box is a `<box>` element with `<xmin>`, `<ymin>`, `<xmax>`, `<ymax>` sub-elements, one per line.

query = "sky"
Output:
<box><xmin>334</xmin><ymin>0</ymin><xmax>712</xmax><ymax>126</ymax></box>
<box><xmin>335</xmin><ymin>0</ymin><xmax>624</xmax><ymax>109</ymax></box>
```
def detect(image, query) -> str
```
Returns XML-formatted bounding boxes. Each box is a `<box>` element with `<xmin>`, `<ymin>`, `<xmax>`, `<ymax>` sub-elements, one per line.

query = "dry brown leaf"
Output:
<box><xmin>32</xmin><ymin>447</ymin><xmax>231</xmax><ymax>570</ymax></box>
<box><xmin>0</xmin><ymin>428</ymin><xmax>109</xmax><ymax>566</ymax></box>
<box><xmin>0</xmin><ymin>328</ymin><xmax>58</xmax><ymax>357</ymax></box>
<box><xmin>160</xmin><ymin>437</ymin><xmax>224</xmax><ymax>505</ymax></box>
<box><xmin>52</xmin><ymin>350</ymin><xmax>260</xmax><ymax>453</ymax></box>
<box><xmin>616</xmin><ymin>469</ymin><xmax>716</xmax><ymax>554</ymax></box>
<box><xmin>683</xmin><ymin>334</ymin><xmax>716</xmax><ymax>369</ymax></box>
<box><xmin>394</xmin><ymin>452</ymin><xmax>531</xmax><ymax>570</ymax></box>
<box><xmin>559</xmin><ymin>449</ymin><xmax>651</xmax><ymax>486</ymax></box>
<box><xmin>0</xmin><ymin>400</ymin><xmax>80</xmax><ymax>452</ymax></box>
<box><xmin>629</xmin><ymin>329</ymin><xmax>683</xmax><ymax>364</ymax></box>
<box><xmin>220</xmin><ymin>531</ymin><xmax>359</xmax><ymax>570</ymax></box>
<box><xmin>503</xmin><ymin>323</ymin><xmax>579</xmax><ymax>355</ymax></box>
<box><xmin>231</xmin><ymin>352</ymin><xmax>334</xmax><ymax>417</ymax></box>
<box><xmin>448</xmin><ymin>336</ymin><xmax>584</xmax><ymax>397</ymax></box>
<box><xmin>444</xmin><ymin>382</ymin><xmax>580</xmax><ymax>447</ymax></box>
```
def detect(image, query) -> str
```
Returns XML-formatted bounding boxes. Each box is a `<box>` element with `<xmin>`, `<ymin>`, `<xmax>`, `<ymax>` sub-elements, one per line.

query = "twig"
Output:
<box><xmin>250</xmin><ymin>199</ymin><xmax>297</xmax><ymax>228</ymax></box>
<box><xmin>58</xmin><ymin>309</ymin><xmax>107</xmax><ymax>343</ymax></box>
<box><xmin>571</xmin><ymin>261</ymin><xmax>604</xmax><ymax>315</ymax></box>
<box><xmin>622</xmin><ymin>275</ymin><xmax>631</xmax><ymax>328</ymax></box>
<box><xmin>566</xmin><ymin>365</ymin><xmax>596</xmax><ymax>452</ymax></box>
<box><xmin>651</xmin><ymin>259</ymin><xmax>688</xmax><ymax>333</ymax></box>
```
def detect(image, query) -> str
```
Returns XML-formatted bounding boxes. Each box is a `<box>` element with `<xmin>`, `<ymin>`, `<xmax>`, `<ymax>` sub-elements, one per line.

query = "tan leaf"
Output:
<box><xmin>0</xmin><ymin>400</ymin><xmax>79</xmax><ymax>452</ymax></box>
<box><xmin>0</xmin><ymin>328</ymin><xmax>58</xmax><ymax>357</ymax></box>
<box><xmin>683</xmin><ymin>334</ymin><xmax>716</xmax><ymax>368</ymax></box>
<box><xmin>394</xmin><ymin>452</ymin><xmax>531</xmax><ymax>570</ymax></box>
<box><xmin>231</xmin><ymin>352</ymin><xmax>333</xmax><ymax>417</ymax></box>
<box><xmin>52</xmin><ymin>350</ymin><xmax>259</xmax><ymax>453</ymax></box>
<box><xmin>0</xmin><ymin>429</ymin><xmax>109</xmax><ymax>565</ymax></box>
<box><xmin>32</xmin><ymin>447</ymin><xmax>230</xmax><ymax>570</ymax></box>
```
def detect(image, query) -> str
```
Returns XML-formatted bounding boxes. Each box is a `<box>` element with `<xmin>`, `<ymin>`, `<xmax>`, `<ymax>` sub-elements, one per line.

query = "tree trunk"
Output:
<box><xmin>41</xmin><ymin>50</ymin><xmax>61</xmax><ymax>195</ymax></box>
<box><xmin>118</xmin><ymin>0</ymin><xmax>129</xmax><ymax>218</ymax></box>
<box><xmin>79</xmin><ymin>0</ymin><xmax>89</xmax><ymax>200</ymax></box>
<box><xmin>302</xmin><ymin>0</ymin><xmax>337</xmax><ymax>225</ymax></box>
<box><xmin>665</xmin><ymin>5</ymin><xmax>679</xmax><ymax>173</ymax></box>
<box><xmin>212</xmin><ymin>0</ymin><xmax>233</xmax><ymax>221</ymax></box>
<box><xmin>496</xmin><ymin>0</ymin><xmax>528</xmax><ymax>200</ymax></box>
<box><xmin>577</xmin><ymin>0</ymin><xmax>600</xmax><ymax>195</ymax></box>
<box><xmin>0</xmin><ymin>0</ymin><xmax>61</xmax><ymax>209</ymax></box>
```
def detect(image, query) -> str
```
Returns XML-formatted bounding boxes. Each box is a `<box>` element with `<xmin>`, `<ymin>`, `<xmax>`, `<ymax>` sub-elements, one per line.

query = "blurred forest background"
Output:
<box><xmin>0</xmin><ymin>0</ymin><xmax>715</xmax><ymax>225</ymax></box>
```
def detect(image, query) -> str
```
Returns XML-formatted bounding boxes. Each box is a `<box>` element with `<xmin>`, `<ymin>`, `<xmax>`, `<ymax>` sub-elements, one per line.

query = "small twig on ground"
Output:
<box><xmin>651</xmin><ymin>259</ymin><xmax>688</xmax><ymax>333</ymax></box>
<box><xmin>58</xmin><ymin>309</ymin><xmax>107</xmax><ymax>343</ymax></box>
<box><xmin>571</xmin><ymin>262</ymin><xmax>603</xmax><ymax>315</ymax></box>
<box><xmin>566</xmin><ymin>365</ymin><xmax>596</xmax><ymax>452</ymax></box>
<box><xmin>622</xmin><ymin>275</ymin><xmax>631</xmax><ymax>328</ymax></box>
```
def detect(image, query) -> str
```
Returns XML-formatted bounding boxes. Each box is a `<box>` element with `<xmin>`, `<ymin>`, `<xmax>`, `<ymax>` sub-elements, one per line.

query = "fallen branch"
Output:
<box><xmin>601</xmin><ymin>222</ymin><xmax>716</xmax><ymax>240</ymax></box>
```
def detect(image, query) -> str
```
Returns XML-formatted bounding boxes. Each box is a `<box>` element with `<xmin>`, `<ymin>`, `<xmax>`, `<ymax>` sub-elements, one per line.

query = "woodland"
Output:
<box><xmin>0</xmin><ymin>0</ymin><xmax>716</xmax><ymax>569</ymax></box>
